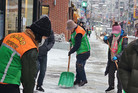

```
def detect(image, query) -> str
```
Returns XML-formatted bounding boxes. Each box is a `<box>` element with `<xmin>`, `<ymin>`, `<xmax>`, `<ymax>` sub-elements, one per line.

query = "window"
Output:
<box><xmin>0</xmin><ymin>0</ymin><xmax>4</xmax><ymax>39</ymax></box>
<box><xmin>5</xmin><ymin>0</ymin><xmax>18</xmax><ymax>36</ymax></box>
<box><xmin>42</xmin><ymin>5</ymin><xmax>49</xmax><ymax>16</ymax></box>
<box><xmin>22</xmin><ymin>0</ymin><xmax>33</xmax><ymax>31</ymax></box>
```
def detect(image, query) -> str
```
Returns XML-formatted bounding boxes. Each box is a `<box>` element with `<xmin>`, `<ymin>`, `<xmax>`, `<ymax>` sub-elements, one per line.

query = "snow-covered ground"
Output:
<box><xmin>40</xmin><ymin>31</ymin><xmax>109</xmax><ymax>93</ymax></box>
<box><xmin>20</xmin><ymin>31</ymin><xmax>121</xmax><ymax>93</ymax></box>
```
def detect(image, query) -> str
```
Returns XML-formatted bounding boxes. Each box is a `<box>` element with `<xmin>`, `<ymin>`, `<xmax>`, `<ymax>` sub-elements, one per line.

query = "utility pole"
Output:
<box><xmin>111</xmin><ymin>0</ymin><xmax>113</xmax><ymax>26</ymax></box>
<box><xmin>118</xmin><ymin>0</ymin><xmax>120</xmax><ymax>21</ymax></box>
<box><xmin>127</xmin><ymin>0</ymin><xmax>131</xmax><ymax>35</ymax></box>
<box><xmin>90</xmin><ymin>1</ymin><xmax>93</xmax><ymax>27</ymax></box>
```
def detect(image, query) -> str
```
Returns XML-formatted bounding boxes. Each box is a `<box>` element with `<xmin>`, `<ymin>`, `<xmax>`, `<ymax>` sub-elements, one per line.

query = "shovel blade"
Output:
<box><xmin>58</xmin><ymin>72</ymin><xmax>74</xmax><ymax>87</ymax></box>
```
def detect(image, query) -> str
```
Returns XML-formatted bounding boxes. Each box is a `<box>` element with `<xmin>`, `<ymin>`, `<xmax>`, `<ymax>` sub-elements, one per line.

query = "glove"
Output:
<box><xmin>120</xmin><ymin>29</ymin><xmax>124</xmax><ymax>36</ymax></box>
<box><xmin>112</xmin><ymin>56</ymin><xmax>117</xmax><ymax>61</ymax></box>
<box><xmin>104</xmin><ymin>71</ymin><xmax>108</xmax><ymax>76</ymax></box>
<box><xmin>104</xmin><ymin>36</ymin><xmax>108</xmax><ymax>40</ymax></box>
<box><xmin>69</xmin><ymin>39</ymin><xmax>71</xmax><ymax>42</ymax></box>
<box><xmin>68</xmin><ymin>51</ymin><xmax>71</xmax><ymax>56</ymax></box>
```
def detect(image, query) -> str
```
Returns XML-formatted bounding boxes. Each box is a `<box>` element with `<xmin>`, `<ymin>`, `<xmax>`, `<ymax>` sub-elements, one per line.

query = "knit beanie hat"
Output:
<box><xmin>66</xmin><ymin>20</ymin><xmax>77</xmax><ymax>30</ymax></box>
<box><xmin>112</xmin><ymin>25</ymin><xmax>121</xmax><ymax>34</ymax></box>
<box><xmin>30</xmin><ymin>15</ymin><xmax>51</xmax><ymax>37</ymax></box>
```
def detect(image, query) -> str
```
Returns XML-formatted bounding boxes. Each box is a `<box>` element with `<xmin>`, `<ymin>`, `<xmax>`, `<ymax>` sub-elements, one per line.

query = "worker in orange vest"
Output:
<box><xmin>0</xmin><ymin>15</ymin><xmax>51</xmax><ymax>93</ymax></box>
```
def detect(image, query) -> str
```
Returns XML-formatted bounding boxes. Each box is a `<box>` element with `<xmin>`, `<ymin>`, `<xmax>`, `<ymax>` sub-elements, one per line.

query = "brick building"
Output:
<box><xmin>41</xmin><ymin>0</ymin><xmax>77</xmax><ymax>41</ymax></box>
<box><xmin>0</xmin><ymin>0</ymin><xmax>79</xmax><ymax>41</ymax></box>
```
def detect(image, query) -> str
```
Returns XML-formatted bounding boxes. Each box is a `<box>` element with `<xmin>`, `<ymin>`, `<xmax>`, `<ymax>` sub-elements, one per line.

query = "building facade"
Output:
<box><xmin>41</xmin><ymin>0</ymin><xmax>80</xmax><ymax>41</ymax></box>
<box><xmin>0</xmin><ymin>0</ymin><xmax>40</xmax><ymax>40</ymax></box>
<box><xmin>0</xmin><ymin>0</ymin><xmax>79</xmax><ymax>41</ymax></box>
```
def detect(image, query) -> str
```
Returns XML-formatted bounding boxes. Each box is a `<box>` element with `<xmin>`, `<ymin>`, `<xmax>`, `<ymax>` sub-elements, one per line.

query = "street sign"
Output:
<box><xmin>82</xmin><ymin>1</ymin><xmax>87</xmax><ymax>7</ymax></box>
<box><xmin>133</xmin><ymin>0</ymin><xmax>138</xmax><ymax>19</ymax></box>
<box><xmin>134</xmin><ymin>8</ymin><xmax>138</xmax><ymax>19</ymax></box>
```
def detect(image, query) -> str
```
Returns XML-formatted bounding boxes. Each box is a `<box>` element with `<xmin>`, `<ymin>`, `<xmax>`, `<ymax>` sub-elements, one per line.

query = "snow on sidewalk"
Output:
<box><xmin>20</xmin><ymin>31</ymin><xmax>118</xmax><ymax>93</ymax></box>
<box><xmin>36</xmin><ymin>32</ymin><xmax>112</xmax><ymax>93</ymax></box>
<box><xmin>42</xmin><ymin>49</ymin><xmax>107</xmax><ymax>93</ymax></box>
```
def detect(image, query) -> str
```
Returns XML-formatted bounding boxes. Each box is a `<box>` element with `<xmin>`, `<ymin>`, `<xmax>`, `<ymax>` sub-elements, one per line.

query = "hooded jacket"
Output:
<box><xmin>118</xmin><ymin>39</ymin><xmax>138</xmax><ymax>93</ymax></box>
<box><xmin>38</xmin><ymin>30</ymin><xmax>55</xmax><ymax>56</ymax></box>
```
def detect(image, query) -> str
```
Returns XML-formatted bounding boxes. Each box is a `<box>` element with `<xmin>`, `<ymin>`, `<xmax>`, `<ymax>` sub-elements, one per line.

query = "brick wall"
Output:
<box><xmin>42</xmin><ymin>0</ymin><xmax>70</xmax><ymax>41</ymax></box>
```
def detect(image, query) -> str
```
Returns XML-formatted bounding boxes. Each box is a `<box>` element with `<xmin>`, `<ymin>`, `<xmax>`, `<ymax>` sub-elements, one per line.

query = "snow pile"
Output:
<box><xmin>54</xmin><ymin>33</ymin><xmax>66</xmax><ymax>42</ymax></box>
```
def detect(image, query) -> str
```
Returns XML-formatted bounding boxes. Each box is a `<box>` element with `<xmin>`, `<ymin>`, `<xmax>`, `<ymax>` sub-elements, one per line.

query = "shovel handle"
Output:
<box><xmin>107</xmin><ymin>41</ymin><xmax>118</xmax><ymax>69</ymax></box>
<box><xmin>67</xmin><ymin>45</ymin><xmax>72</xmax><ymax>72</ymax></box>
<box><xmin>67</xmin><ymin>56</ymin><xmax>71</xmax><ymax>72</ymax></box>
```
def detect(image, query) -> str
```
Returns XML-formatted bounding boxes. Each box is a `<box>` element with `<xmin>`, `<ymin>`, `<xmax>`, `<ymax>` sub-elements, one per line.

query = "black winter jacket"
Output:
<box><xmin>104</xmin><ymin>33</ymin><xmax>128</xmax><ymax>75</ymax></box>
<box><xmin>118</xmin><ymin>39</ymin><xmax>138</xmax><ymax>93</ymax></box>
<box><xmin>39</xmin><ymin>30</ymin><xmax>55</xmax><ymax>56</ymax></box>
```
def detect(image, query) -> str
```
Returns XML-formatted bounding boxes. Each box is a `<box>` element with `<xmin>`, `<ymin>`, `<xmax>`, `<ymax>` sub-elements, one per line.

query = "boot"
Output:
<box><xmin>117</xmin><ymin>90</ymin><xmax>122</xmax><ymax>93</ymax></box>
<box><xmin>74</xmin><ymin>80</ymin><xmax>80</xmax><ymax>85</ymax></box>
<box><xmin>105</xmin><ymin>86</ymin><xmax>114</xmax><ymax>92</ymax></box>
<box><xmin>36</xmin><ymin>86</ymin><xmax>45</xmax><ymax>92</ymax></box>
<box><xmin>79</xmin><ymin>80</ymin><xmax>88</xmax><ymax>86</ymax></box>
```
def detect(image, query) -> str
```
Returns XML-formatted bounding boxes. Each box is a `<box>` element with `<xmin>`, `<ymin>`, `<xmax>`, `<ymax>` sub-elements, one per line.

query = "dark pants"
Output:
<box><xmin>37</xmin><ymin>55</ymin><xmax>47</xmax><ymax>87</ymax></box>
<box><xmin>108</xmin><ymin>63</ymin><xmax>122</xmax><ymax>91</ymax></box>
<box><xmin>0</xmin><ymin>84</ymin><xmax>20</xmax><ymax>93</ymax></box>
<box><xmin>76</xmin><ymin>51</ymin><xmax>90</xmax><ymax>82</ymax></box>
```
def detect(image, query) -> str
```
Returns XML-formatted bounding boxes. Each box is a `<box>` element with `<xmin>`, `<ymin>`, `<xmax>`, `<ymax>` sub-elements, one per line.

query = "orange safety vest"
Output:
<box><xmin>3</xmin><ymin>32</ymin><xmax>37</xmax><ymax>57</ymax></box>
<box><xmin>0</xmin><ymin>32</ymin><xmax>37</xmax><ymax>85</ymax></box>
<box><xmin>71</xmin><ymin>26</ymin><xmax>91</xmax><ymax>54</ymax></box>
<box><xmin>75</xmin><ymin>26</ymin><xmax>86</xmax><ymax>36</ymax></box>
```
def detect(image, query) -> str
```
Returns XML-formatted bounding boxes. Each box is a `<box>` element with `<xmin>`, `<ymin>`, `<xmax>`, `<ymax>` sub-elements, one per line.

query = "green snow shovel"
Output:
<box><xmin>58</xmin><ymin>56</ymin><xmax>75</xmax><ymax>87</ymax></box>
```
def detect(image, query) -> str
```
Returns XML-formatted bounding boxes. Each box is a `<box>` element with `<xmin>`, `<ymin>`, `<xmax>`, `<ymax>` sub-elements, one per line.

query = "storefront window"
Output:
<box><xmin>22</xmin><ymin>0</ymin><xmax>33</xmax><ymax>31</ymax></box>
<box><xmin>5</xmin><ymin>0</ymin><xmax>18</xmax><ymax>36</ymax></box>
<box><xmin>42</xmin><ymin>5</ymin><xmax>49</xmax><ymax>16</ymax></box>
<box><xmin>0</xmin><ymin>0</ymin><xmax>4</xmax><ymax>39</ymax></box>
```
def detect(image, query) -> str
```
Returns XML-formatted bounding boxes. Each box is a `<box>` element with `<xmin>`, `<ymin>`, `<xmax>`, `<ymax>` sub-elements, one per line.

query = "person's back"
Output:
<box><xmin>36</xmin><ymin>30</ymin><xmax>55</xmax><ymax>92</ymax></box>
<box><xmin>0</xmin><ymin>31</ymin><xmax>38</xmax><ymax>93</ymax></box>
<box><xmin>118</xmin><ymin>39</ymin><xmax>138</xmax><ymax>93</ymax></box>
<box><xmin>0</xmin><ymin>15</ymin><xmax>52</xmax><ymax>93</ymax></box>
